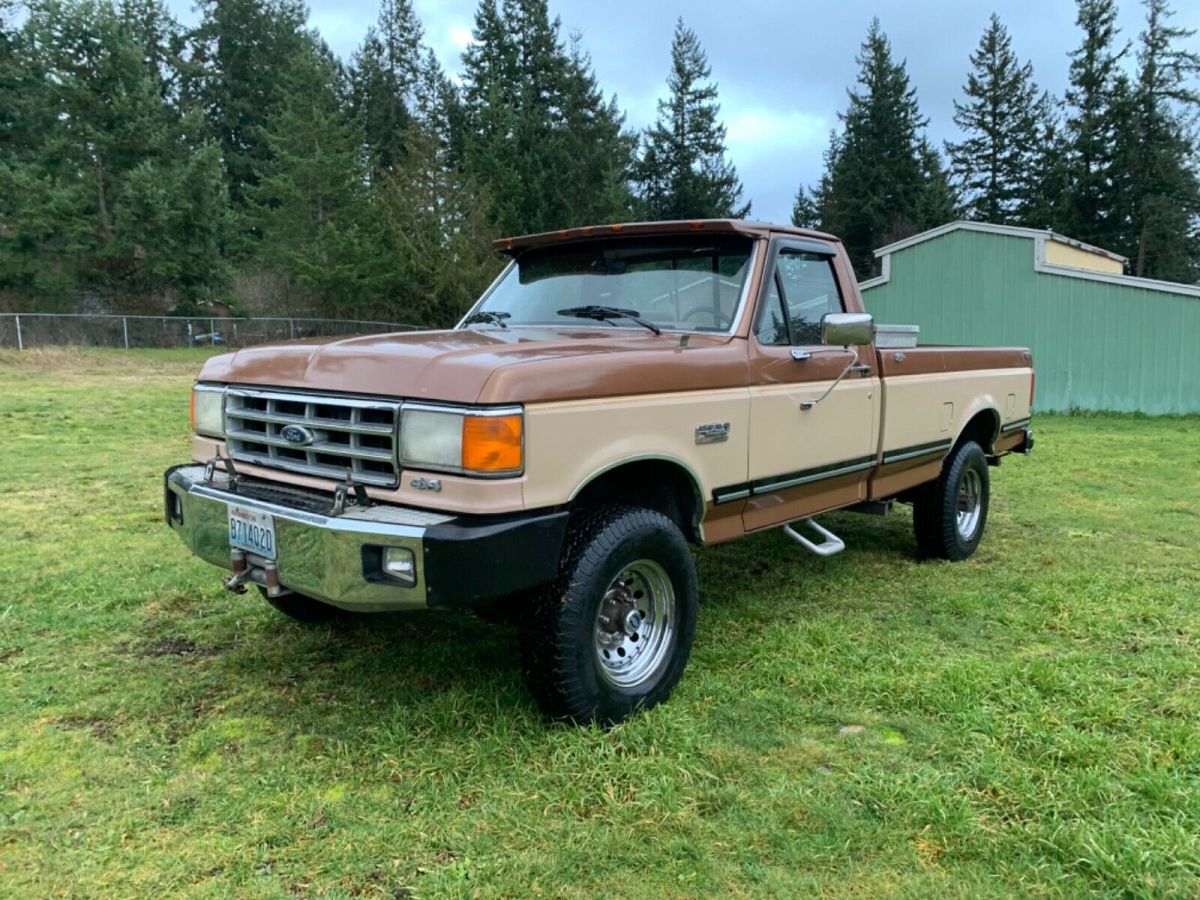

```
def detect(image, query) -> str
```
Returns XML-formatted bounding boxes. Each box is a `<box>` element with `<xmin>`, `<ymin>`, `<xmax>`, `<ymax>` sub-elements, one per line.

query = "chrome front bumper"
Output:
<box><xmin>165</xmin><ymin>464</ymin><xmax>439</xmax><ymax>610</ymax></box>
<box><xmin>164</xmin><ymin>464</ymin><xmax>569</xmax><ymax>612</ymax></box>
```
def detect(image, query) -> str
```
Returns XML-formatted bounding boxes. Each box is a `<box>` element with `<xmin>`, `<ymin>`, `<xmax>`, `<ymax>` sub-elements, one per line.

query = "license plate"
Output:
<box><xmin>228</xmin><ymin>505</ymin><xmax>276</xmax><ymax>560</ymax></box>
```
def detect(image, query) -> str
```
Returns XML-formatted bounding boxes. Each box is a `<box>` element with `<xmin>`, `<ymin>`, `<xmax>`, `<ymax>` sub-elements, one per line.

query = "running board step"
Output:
<box><xmin>782</xmin><ymin>517</ymin><xmax>846</xmax><ymax>557</ymax></box>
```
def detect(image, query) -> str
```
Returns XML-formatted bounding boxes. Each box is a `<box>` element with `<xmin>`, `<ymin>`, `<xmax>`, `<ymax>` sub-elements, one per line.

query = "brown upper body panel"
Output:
<box><xmin>875</xmin><ymin>345</ymin><xmax>1033</xmax><ymax>377</ymax></box>
<box><xmin>198</xmin><ymin>326</ymin><xmax>751</xmax><ymax>404</ymax></box>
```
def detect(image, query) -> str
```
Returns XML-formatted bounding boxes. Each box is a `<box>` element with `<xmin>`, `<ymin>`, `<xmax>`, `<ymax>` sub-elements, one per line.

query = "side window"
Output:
<box><xmin>776</xmin><ymin>250</ymin><xmax>843</xmax><ymax>344</ymax></box>
<box><xmin>754</xmin><ymin>273</ymin><xmax>789</xmax><ymax>345</ymax></box>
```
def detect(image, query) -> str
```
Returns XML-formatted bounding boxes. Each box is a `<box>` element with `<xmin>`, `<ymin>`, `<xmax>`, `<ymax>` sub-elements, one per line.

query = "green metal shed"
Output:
<box><xmin>859</xmin><ymin>222</ymin><xmax>1200</xmax><ymax>414</ymax></box>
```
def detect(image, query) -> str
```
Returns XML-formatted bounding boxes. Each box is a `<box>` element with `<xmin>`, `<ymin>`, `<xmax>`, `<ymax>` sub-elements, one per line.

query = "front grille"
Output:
<box><xmin>224</xmin><ymin>388</ymin><xmax>401</xmax><ymax>487</ymax></box>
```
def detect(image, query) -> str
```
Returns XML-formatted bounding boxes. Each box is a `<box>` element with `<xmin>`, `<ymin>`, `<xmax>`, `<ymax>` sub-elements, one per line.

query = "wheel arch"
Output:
<box><xmin>568</xmin><ymin>455</ymin><xmax>706</xmax><ymax>543</ymax></box>
<box><xmin>952</xmin><ymin>406</ymin><xmax>1001</xmax><ymax>455</ymax></box>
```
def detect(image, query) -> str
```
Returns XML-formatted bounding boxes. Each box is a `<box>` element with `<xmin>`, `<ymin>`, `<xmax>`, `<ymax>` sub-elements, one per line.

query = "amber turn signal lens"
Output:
<box><xmin>461</xmin><ymin>414</ymin><xmax>523</xmax><ymax>473</ymax></box>
<box><xmin>189</xmin><ymin>389</ymin><xmax>197</xmax><ymax>431</ymax></box>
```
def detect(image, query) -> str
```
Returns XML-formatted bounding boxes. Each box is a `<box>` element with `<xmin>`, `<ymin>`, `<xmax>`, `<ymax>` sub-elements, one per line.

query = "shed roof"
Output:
<box><xmin>861</xmin><ymin>220</ymin><xmax>1200</xmax><ymax>299</ymax></box>
<box><xmin>873</xmin><ymin>221</ymin><xmax>1129</xmax><ymax>264</ymax></box>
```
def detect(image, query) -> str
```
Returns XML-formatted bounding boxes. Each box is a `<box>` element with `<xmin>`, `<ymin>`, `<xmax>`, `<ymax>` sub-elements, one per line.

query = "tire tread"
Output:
<box><xmin>912</xmin><ymin>440</ymin><xmax>990</xmax><ymax>561</ymax></box>
<box><xmin>519</xmin><ymin>505</ymin><xmax>697</xmax><ymax>724</ymax></box>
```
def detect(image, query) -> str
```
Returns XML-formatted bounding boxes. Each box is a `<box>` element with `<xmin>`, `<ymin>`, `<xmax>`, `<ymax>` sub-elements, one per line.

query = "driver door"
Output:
<box><xmin>743</xmin><ymin>240</ymin><xmax>880</xmax><ymax>532</ymax></box>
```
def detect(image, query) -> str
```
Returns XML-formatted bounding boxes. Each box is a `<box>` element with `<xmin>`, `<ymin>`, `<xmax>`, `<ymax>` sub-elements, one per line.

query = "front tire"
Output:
<box><xmin>519</xmin><ymin>506</ymin><xmax>698</xmax><ymax>726</ymax></box>
<box><xmin>912</xmin><ymin>440</ymin><xmax>990</xmax><ymax>561</ymax></box>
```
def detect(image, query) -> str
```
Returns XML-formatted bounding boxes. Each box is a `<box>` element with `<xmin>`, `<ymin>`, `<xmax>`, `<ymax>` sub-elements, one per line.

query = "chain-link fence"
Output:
<box><xmin>0</xmin><ymin>313</ymin><xmax>421</xmax><ymax>350</ymax></box>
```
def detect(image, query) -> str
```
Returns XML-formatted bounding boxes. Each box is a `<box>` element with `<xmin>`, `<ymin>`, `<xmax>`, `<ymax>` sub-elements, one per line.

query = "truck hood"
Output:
<box><xmin>199</xmin><ymin>327</ymin><xmax>749</xmax><ymax>404</ymax></box>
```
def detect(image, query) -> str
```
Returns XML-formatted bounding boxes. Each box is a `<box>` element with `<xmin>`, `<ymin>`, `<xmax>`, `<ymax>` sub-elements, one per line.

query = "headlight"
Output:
<box><xmin>190</xmin><ymin>385</ymin><xmax>225</xmax><ymax>437</ymax></box>
<box><xmin>400</xmin><ymin>408</ymin><xmax>462</xmax><ymax>469</ymax></box>
<box><xmin>399</xmin><ymin>406</ymin><xmax>523</xmax><ymax>476</ymax></box>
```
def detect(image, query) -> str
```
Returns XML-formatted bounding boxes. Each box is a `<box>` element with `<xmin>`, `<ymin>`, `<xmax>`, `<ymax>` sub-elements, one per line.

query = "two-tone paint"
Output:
<box><xmin>188</xmin><ymin>219</ymin><xmax>1034</xmax><ymax>551</ymax></box>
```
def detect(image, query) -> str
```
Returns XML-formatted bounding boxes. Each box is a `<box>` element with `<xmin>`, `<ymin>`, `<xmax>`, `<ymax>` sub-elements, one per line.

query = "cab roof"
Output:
<box><xmin>494</xmin><ymin>219</ymin><xmax>840</xmax><ymax>255</ymax></box>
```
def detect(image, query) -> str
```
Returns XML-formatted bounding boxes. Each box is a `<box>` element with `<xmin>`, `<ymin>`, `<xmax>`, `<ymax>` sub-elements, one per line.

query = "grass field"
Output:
<box><xmin>1</xmin><ymin>347</ymin><xmax>1198</xmax><ymax>898</ymax></box>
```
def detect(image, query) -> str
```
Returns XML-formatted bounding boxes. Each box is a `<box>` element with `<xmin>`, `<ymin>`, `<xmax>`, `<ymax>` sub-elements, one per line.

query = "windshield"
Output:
<box><xmin>468</xmin><ymin>236</ymin><xmax>756</xmax><ymax>332</ymax></box>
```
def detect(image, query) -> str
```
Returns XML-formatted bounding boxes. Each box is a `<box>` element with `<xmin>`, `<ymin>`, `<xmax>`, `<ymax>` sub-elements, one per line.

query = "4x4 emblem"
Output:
<box><xmin>280</xmin><ymin>424</ymin><xmax>315</xmax><ymax>446</ymax></box>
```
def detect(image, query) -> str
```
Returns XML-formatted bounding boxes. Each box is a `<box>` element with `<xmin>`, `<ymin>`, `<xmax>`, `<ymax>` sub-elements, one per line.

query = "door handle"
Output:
<box><xmin>850</xmin><ymin>364</ymin><xmax>871</xmax><ymax>377</ymax></box>
<box><xmin>790</xmin><ymin>349</ymin><xmax>812</xmax><ymax>361</ymax></box>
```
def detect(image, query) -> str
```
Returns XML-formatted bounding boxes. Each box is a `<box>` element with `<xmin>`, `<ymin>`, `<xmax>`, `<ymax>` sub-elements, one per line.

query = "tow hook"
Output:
<box><xmin>221</xmin><ymin>550</ymin><xmax>286</xmax><ymax>596</ymax></box>
<box><xmin>222</xmin><ymin>549</ymin><xmax>250</xmax><ymax>594</ymax></box>
<box><xmin>221</xmin><ymin>570</ymin><xmax>251</xmax><ymax>594</ymax></box>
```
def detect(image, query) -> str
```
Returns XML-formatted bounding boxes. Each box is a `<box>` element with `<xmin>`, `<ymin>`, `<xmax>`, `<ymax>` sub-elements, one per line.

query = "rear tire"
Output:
<box><xmin>258</xmin><ymin>586</ymin><xmax>343</xmax><ymax>623</ymax></box>
<box><xmin>912</xmin><ymin>440</ymin><xmax>990</xmax><ymax>561</ymax></box>
<box><xmin>519</xmin><ymin>506</ymin><xmax>698</xmax><ymax>726</ymax></box>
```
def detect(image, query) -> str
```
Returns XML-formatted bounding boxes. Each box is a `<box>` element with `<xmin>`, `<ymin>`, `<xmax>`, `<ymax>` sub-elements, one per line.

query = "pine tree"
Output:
<box><xmin>0</xmin><ymin>2</ymin><xmax>46</xmax><ymax>164</ymax></box>
<box><xmin>115</xmin><ymin>124</ymin><xmax>233</xmax><ymax>310</ymax></box>
<box><xmin>117</xmin><ymin>0</ymin><xmax>179</xmax><ymax>100</ymax></box>
<box><xmin>916</xmin><ymin>138</ymin><xmax>960</xmax><ymax>227</ymax></box>
<box><xmin>558</xmin><ymin>36</ymin><xmax>635</xmax><ymax>226</ymax></box>
<box><xmin>247</xmin><ymin>38</ymin><xmax>373</xmax><ymax>316</ymax></box>
<box><xmin>356</xmin><ymin>48</ymin><xmax>498</xmax><ymax>327</ymax></box>
<box><xmin>350</xmin><ymin>0</ymin><xmax>424</xmax><ymax>178</ymax></box>
<box><xmin>791</xmin><ymin>186</ymin><xmax>820</xmax><ymax>230</ymax></box>
<box><xmin>461</xmin><ymin>0</ymin><xmax>521</xmax><ymax>232</ymax></box>
<box><xmin>188</xmin><ymin>0</ymin><xmax>308</xmax><ymax>209</ymax></box>
<box><xmin>1119</xmin><ymin>0</ymin><xmax>1200</xmax><ymax>279</ymax></box>
<box><xmin>0</xmin><ymin>0</ymin><xmax>229</xmax><ymax>308</ymax></box>
<box><xmin>1061</xmin><ymin>0</ymin><xmax>1128</xmax><ymax>247</ymax></box>
<box><xmin>460</xmin><ymin>0</ymin><xmax>635</xmax><ymax>235</ymax></box>
<box><xmin>946</xmin><ymin>15</ymin><xmax>1044</xmax><ymax>224</ymax></box>
<box><xmin>633</xmin><ymin>18</ymin><xmax>749</xmax><ymax>220</ymax></box>
<box><xmin>798</xmin><ymin>19</ymin><xmax>955</xmax><ymax>277</ymax></box>
<box><xmin>792</xmin><ymin>130</ymin><xmax>841</xmax><ymax>232</ymax></box>
<box><xmin>1021</xmin><ymin>95</ymin><xmax>1073</xmax><ymax>229</ymax></box>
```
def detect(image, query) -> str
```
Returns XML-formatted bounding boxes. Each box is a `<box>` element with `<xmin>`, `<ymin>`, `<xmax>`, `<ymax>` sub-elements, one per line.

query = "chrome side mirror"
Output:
<box><xmin>822</xmin><ymin>312</ymin><xmax>874</xmax><ymax>346</ymax></box>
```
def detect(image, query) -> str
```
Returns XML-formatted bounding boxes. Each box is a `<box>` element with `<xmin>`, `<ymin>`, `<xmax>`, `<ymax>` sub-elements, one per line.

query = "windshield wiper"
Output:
<box><xmin>461</xmin><ymin>310</ymin><xmax>510</xmax><ymax>329</ymax></box>
<box><xmin>556</xmin><ymin>305</ymin><xmax>662</xmax><ymax>335</ymax></box>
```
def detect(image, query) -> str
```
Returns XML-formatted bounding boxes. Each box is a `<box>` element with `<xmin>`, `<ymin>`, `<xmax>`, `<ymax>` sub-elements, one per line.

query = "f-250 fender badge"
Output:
<box><xmin>695</xmin><ymin>422</ymin><xmax>730</xmax><ymax>445</ymax></box>
<box><xmin>410</xmin><ymin>477</ymin><xmax>442</xmax><ymax>492</ymax></box>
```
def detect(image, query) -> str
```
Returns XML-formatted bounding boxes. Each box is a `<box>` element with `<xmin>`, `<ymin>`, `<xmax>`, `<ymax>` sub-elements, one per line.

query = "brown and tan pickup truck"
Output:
<box><xmin>166</xmin><ymin>219</ymin><xmax>1034</xmax><ymax>724</ymax></box>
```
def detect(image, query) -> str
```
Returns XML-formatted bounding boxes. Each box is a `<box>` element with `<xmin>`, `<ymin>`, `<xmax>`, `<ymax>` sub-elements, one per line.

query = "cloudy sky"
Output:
<box><xmin>169</xmin><ymin>0</ymin><xmax>1200</xmax><ymax>224</ymax></box>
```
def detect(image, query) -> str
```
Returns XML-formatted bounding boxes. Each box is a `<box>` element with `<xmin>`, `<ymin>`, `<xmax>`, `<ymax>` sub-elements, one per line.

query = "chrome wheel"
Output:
<box><xmin>956</xmin><ymin>468</ymin><xmax>983</xmax><ymax>539</ymax></box>
<box><xmin>594</xmin><ymin>559</ymin><xmax>676</xmax><ymax>690</ymax></box>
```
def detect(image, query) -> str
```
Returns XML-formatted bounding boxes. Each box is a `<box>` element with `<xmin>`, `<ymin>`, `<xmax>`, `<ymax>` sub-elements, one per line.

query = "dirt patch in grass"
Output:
<box><xmin>50</xmin><ymin>714</ymin><xmax>119</xmax><ymax>742</ymax></box>
<box><xmin>136</xmin><ymin>637</ymin><xmax>222</xmax><ymax>659</ymax></box>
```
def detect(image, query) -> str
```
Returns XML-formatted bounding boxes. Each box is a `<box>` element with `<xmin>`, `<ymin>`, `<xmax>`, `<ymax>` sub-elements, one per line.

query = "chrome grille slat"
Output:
<box><xmin>224</xmin><ymin>430</ymin><xmax>395</xmax><ymax>462</ymax></box>
<box><xmin>224</xmin><ymin>388</ymin><xmax>401</xmax><ymax>487</ymax></box>
<box><xmin>229</xmin><ymin>408</ymin><xmax>394</xmax><ymax>435</ymax></box>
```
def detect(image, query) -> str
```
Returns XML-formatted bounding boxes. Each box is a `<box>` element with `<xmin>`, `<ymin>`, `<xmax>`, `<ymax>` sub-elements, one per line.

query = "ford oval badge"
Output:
<box><xmin>280</xmin><ymin>424</ymin><xmax>315</xmax><ymax>446</ymax></box>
